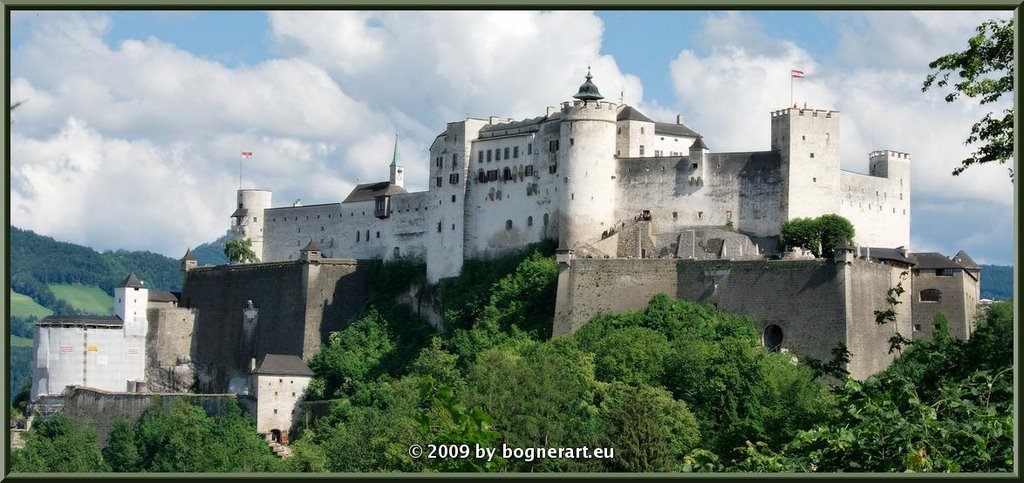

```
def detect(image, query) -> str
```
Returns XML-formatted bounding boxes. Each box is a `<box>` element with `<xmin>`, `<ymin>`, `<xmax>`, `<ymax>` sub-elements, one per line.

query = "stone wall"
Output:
<box><xmin>40</xmin><ymin>386</ymin><xmax>253</xmax><ymax>447</ymax></box>
<box><xmin>145</xmin><ymin>306</ymin><xmax>196</xmax><ymax>392</ymax></box>
<box><xmin>911</xmin><ymin>268</ymin><xmax>979</xmax><ymax>341</ymax></box>
<box><xmin>181</xmin><ymin>259</ymin><xmax>368</xmax><ymax>393</ymax></box>
<box><xmin>554</xmin><ymin>256</ymin><xmax>908</xmax><ymax>380</ymax></box>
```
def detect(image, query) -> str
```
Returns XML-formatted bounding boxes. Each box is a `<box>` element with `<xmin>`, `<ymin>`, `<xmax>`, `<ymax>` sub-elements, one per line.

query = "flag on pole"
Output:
<box><xmin>791</xmin><ymin>69</ymin><xmax>805</xmax><ymax>78</ymax></box>
<box><xmin>241</xmin><ymin>151</ymin><xmax>253</xmax><ymax>158</ymax></box>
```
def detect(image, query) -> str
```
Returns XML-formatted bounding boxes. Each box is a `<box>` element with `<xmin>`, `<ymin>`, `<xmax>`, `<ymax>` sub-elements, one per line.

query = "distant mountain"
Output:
<box><xmin>192</xmin><ymin>233</ymin><xmax>229</xmax><ymax>266</ymax></box>
<box><xmin>980</xmin><ymin>264</ymin><xmax>1013</xmax><ymax>301</ymax></box>
<box><xmin>9</xmin><ymin>227</ymin><xmax>184</xmax><ymax>315</ymax></box>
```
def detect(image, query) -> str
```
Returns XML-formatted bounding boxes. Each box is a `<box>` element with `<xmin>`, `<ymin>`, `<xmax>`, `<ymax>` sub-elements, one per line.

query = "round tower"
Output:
<box><xmin>559</xmin><ymin>69</ymin><xmax>618</xmax><ymax>251</ymax></box>
<box><xmin>230</xmin><ymin>189</ymin><xmax>272</xmax><ymax>262</ymax></box>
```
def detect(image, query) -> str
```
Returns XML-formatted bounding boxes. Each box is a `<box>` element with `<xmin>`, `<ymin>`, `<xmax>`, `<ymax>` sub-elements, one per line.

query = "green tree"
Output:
<box><xmin>588</xmin><ymin>326</ymin><xmax>671</xmax><ymax>386</ymax></box>
<box><xmin>223</xmin><ymin>237</ymin><xmax>259</xmax><ymax>264</ymax></box>
<box><xmin>922</xmin><ymin>18</ymin><xmax>1014</xmax><ymax>179</ymax></box>
<box><xmin>781</xmin><ymin>214</ymin><xmax>855</xmax><ymax>257</ymax></box>
<box><xmin>416</xmin><ymin>376</ymin><xmax>506</xmax><ymax>472</ymax></box>
<box><xmin>599</xmin><ymin>382</ymin><xmax>700</xmax><ymax>472</ymax></box>
<box><xmin>103</xmin><ymin>418</ymin><xmax>141</xmax><ymax>472</ymax></box>
<box><xmin>308</xmin><ymin>309</ymin><xmax>396</xmax><ymax>398</ymax></box>
<box><xmin>11</xmin><ymin>413</ymin><xmax>106</xmax><ymax>473</ymax></box>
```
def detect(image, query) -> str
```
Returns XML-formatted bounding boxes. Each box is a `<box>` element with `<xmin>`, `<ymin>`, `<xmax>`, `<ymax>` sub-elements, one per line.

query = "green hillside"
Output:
<box><xmin>48</xmin><ymin>284</ymin><xmax>115</xmax><ymax>315</ymax></box>
<box><xmin>980</xmin><ymin>264</ymin><xmax>1013</xmax><ymax>300</ymax></box>
<box><xmin>11</xmin><ymin>335</ymin><xmax>34</xmax><ymax>348</ymax></box>
<box><xmin>10</xmin><ymin>290</ymin><xmax>53</xmax><ymax>319</ymax></box>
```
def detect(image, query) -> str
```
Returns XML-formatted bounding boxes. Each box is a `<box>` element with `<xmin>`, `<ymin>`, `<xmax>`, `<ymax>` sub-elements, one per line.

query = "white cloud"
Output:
<box><xmin>668</xmin><ymin>11</ymin><xmax>1014</xmax><ymax>263</ymax></box>
<box><xmin>11</xmin><ymin>10</ymin><xmax>650</xmax><ymax>259</ymax></box>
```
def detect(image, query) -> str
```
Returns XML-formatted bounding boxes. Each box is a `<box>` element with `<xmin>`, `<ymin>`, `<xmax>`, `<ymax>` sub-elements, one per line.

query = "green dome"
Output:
<box><xmin>573</xmin><ymin>68</ymin><xmax>604</xmax><ymax>101</ymax></box>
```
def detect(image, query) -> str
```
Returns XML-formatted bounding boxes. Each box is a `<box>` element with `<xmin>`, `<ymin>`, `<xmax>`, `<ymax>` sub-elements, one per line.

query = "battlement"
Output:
<box><xmin>561</xmin><ymin>100</ymin><xmax>618</xmax><ymax>111</ymax></box>
<box><xmin>560</xmin><ymin>100</ymin><xmax>618</xmax><ymax>122</ymax></box>
<box><xmin>771</xmin><ymin>107</ymin><xmax>840</xmax><ymax>119</ymax></box>
<box><xmin>869</xmin><ymin>150</ymin><xmax>911</xmax><ymax>160</ymax></box>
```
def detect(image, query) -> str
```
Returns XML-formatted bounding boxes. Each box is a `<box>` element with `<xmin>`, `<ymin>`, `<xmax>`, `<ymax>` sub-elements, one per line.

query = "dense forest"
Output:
<box><xmin>980</xmin><ymin>264</ymin><xmax>1013</xmax><ymax>300</ymax></box>
<box><xmin>10</xmin><ymin>242</ymin><xmax>1014</xmax><ymax>473</ymax></box>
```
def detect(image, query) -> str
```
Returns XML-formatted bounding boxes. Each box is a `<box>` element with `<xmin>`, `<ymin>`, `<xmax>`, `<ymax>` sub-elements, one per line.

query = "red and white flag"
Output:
<box><xmin>241</xmin><ymin>151</ymin><xmax>253</xmax><ymax>158</ymax></box>
<box><xmin>791</xmin><ymin>69</ymin><xmax>805</xmax><ymax>78</ymax></box>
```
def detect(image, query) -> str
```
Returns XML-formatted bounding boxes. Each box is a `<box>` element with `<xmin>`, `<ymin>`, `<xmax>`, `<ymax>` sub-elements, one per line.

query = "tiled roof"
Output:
<box><xmin>254</xmin><ymin>354</ymin><xmax>314</xmax><ymax>376</ymax></box>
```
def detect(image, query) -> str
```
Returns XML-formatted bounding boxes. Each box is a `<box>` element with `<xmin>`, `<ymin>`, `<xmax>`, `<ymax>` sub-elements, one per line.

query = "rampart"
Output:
<box><xmin>34</xmin><ymin>386</ymin><xmax>253</xmax><ymax>447</ymax></box>
<box><xmin>181</xmin><ymin>259</ymin><xmax>369</xmax><ymax>393</ymax></box>
<box><xmin>554</xmin><ymin>256</ymin><xmax>909</xmax><ymax>380</ymax></box>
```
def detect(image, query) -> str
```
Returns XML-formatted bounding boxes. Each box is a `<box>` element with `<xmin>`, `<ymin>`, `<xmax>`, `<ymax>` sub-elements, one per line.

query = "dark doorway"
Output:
<box><xmin>270</xmin><ymin>429</ymin><xmax>282</xmax><ymax>443</ymax></box>
<box><xmin>763</xmin><ymin>324</ymin><xmax>784</xmax><ymax>352</ymax></box>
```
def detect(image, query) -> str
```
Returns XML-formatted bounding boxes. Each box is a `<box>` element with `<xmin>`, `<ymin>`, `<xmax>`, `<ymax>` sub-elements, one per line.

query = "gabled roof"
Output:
<box><xmin>301</xmin><ymin>238</ymin><xmax>321</xmax><ymax>252</ymax></box>
<box><xmin>616</xmin><ymin>105</ymin><xmax>654</xmax><ymax>123</ymax></box>
<box><xmin>231</xmin><ymin>208</ymin><xmax>248</xmax><ymax>218</ymax></box>
<box><xmin>655</xmin><ymin>122</ymin><xmax>700</xmax><ymax>138</ymax></box>
<box><xmin>342</xmin><ymin>181</ymin><xmax>408</xmax><ymax>204</ymax></box>
<box><xmin>865</xmin><ymin>247</ymin><xmax>914</xmax><ymax>266</ymax></box>
<box><xmin>39</xmin><ymin>315</ymin><xmax>123</xmax><ymax>328</ymax></box>
<box><xmin>909</xmin><ymin>252</ymin><xmax>963</xmax><ymax>270</ymax></box>
<box><xmin>118</xmin><ymin>272</ymin><xmax>145</xmax><ymax>289</ymax></box>
<box><xmin>254</xmin><ymin>354</ymin><xmax>314</xmax><ymax>376</ymax></box>
<box><xmin>690</xmin><ymin>136</ymin><xmax>709</xmax><ymax>151</ymax></box>
<box><xmin>952</xmin><ymin>250</ymin><xmax>980</xmax><ymax>269</ymax></box>
<box><xmin>148</xmin><ymin>291</ymin><xmax>179</xmax><ymax>303</ymax></box>
<box><xmin>181</xmin><ymin>247</ymin><xmax>196</xmax><ymax>262</ymax></box>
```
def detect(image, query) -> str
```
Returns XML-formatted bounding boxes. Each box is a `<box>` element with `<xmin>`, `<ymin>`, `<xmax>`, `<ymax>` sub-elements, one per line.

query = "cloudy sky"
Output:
<box><xmin>8</xmin><ymin>10</ymin><xmax>1016</xmax><ymax>265</ymax></box>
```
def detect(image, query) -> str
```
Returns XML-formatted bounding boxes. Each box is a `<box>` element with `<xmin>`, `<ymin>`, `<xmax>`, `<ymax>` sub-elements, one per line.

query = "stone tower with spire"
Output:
<box><xmin>390</xmin><ymin>133</ymin><xmax>405</xmax><ymax>188</ymax></box>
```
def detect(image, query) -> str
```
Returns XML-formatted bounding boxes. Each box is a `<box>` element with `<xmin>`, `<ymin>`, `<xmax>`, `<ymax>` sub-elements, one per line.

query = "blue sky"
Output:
<box><xmin>8</xmin><ymin>10</ymin><xmax>1015</xmax><ymax>266</ymax></box>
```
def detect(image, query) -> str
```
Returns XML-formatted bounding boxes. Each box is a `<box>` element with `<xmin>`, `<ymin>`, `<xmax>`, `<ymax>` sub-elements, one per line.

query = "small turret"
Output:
<box><xmin>180</xmin><ymin>247</ymin><xmax>198</xmax><ymax>273</ymax></box>
<box><xmin>300</xmin><ymin>238</ymin><xmax>321</xmax><ymax>262</ymax></box>
<box><xmin>115</xmin><ymin>272</ymin><xmax>148</xmax><ymax>335</ymax></box>
<box><xmin>689</xmin><ymin>136</ymin><xmax>709</xmax><ymax>184</ymax></box>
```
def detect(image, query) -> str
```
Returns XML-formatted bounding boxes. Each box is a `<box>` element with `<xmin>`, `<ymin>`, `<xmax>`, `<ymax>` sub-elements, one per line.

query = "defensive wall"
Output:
<box><xmin>554</xmin><ymin>256</ymin><xmax>910</xmax><ymax>380</ymax></box>
<box><xmin>180</xmin><ymin>258</ymin><xmax>369</xmax><ymax>393</ymax></box>
<box><xmin>33</xmin><ymin>386</ymin><xmax>252</xmax><ymax>447</ymax></box>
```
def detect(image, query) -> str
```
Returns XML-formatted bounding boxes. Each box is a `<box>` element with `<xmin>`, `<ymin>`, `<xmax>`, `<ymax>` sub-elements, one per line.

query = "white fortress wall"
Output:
<box><xmin>838</xmin><ymin>169</ymin><xmax>910</xmax><ymax>249</ymax></box>
<box><xmin>33</xmin><ymin>326</ymin><xmax>146</xmax><ymax>398</ymax></box>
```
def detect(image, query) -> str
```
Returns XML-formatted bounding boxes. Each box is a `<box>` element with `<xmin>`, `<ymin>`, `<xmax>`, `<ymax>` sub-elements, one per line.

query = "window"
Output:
<box><xmin>617</xmin><ymin>127</ymin><xmax>621</xmax><ymax>134</ymax></box>
<box><xmin>920</xmin><ymin>289</ymin><xmax>942</xmax><ymax>302</ymax></box>
<box><xmin>504</xmin><ymin>147</ymin><xmax>510</xmax><ymax>159</ymax></box>
<box><xmin>936</xmin><ymin>269</ymin><xmax>954</xmax><ymax>277</ymax></box>
<box><xmin>478</xmin><ymin>170</ymin><xmax>486</xmax><ymax>183</ymax></box>
<box><xmin>543</xmin><ymin>213</ymin><xmax>549</xmax><ymax>226</ymax></box>
<box><xmin>726</xmin><ymin>210</ymin><xmax>732</xmax><ymax>220</ymax></box>
<box><xmin>527</xmin><ymin>143</ymin><xmax>532</xmax><ymax>155</ymax></box>
<box><xmin>549</xmin><ymin>140</ymin><xmax>559</xmax><ymax>152</ymax></box>
<box><xmin>570</xmin><ymin>138</ymin><xmax>575</xmax><ymax>146</ymax></box>
<box><xmin>503</xmin><ymin>168</ymin><xmax>512</xmax><ymax>181</ymax></box>
<box><xmin>376</xmin><ymin>231</ymin><xmax>380</xmax><ymax>238</ymax></box>
<box><xmin>913</xmin><ymin>324</ymin><xmax>922</xmax><ymax>332</ymax></box>
<box><xmin>549</xmin><ymin>163</ymin><xmax>558</xmax><ymax>174</ymax></box>
<box><xmin>452</xmin><ymin>224</ymin><xmax>455</xmax><ymax>231</ymax></box>
<box><xmin>437</xmin><ymin>222</ymin><xmax>442</xmax><ymax>233</ymax></box>
<box><xmin>673</xmin><ymin>212</ymin><xmax>678</xmax><ymax>220</ymax></box>
<box><xmin>435</xmin><ymin>176</ymin><xmax>442</xmax><ymax>187</ymax></box>
<box><xmin>813</xmin><ymin>177</ymin><xmax>817</xmax><ymax>182</ymax></box>
<box><xmin>496</xmin><ymin>149</ymin><xmax>501</xmax><ymax>161</ymax></box>
<box><xmin>451</xmin><ymin>195</ymin><xmax>457</xmax><ymax>203</ymax></box>
<box><xmin>698</xmin><ymin>211</ymin><xmax>703</xmax><ymax>219</ymax></box>
<box><xmin>487</xmin><ymin>149</ymin><xmax>493</xmax><ymax>162</ymax></box>
<box><xmin>449</xmin><ymin>173</ymin><xmax>460</xmax><ymax>184</ymax></box>
<box><xmin>640</xmin><ymin>127</ymin><xmax>645</xmax><ymax>134</ymax></box>
<box><xmin>527</xmin><ymin>216</ymin><xmax>533</xmax><ymax>226</ymax></box>
<box><xmin>478</xmin><ymin>150</ymin><xmax>483</xmax><ymax>163</ymax></box>
<box><xmin>506</xmin><ymin>220</ymin><xmax>513</xmax><ymax>230</ymax></box>
<box><xmin>487</xmin><ymin>170</ymin><xmax>499</xmax><ymax>182</ymax></box>
<box><xmin>810</xmin><ymin>153</ymin><xmax>815</xmax><ymax>158</ymax></box>
<box><xmin>655</xmin><ymin>150</ymin><xmax>662</xmax><ymax>157</ymax></box>
<box><xmin>357</xmin><ymin>231</ymin><xmax>360</xmax><ymax>242</ymax></box>
<box><xmin>435</xmin><ymin>156</ymin><xmax>441</xmax><ymax>167</ymax></box>
<box><xmin>513</xmin><ymin>146</ymin><xmax>519</xmax><ymax>158</ymax></box>
<box><xmin>525</xmin><ymin>165</ymin><xmax>534</xmax><ymax>176</ymax></box>
<box><xmin>639</xmin><ymin>145</ymin><xmax>645</xmax><ymax>156</ymax></box>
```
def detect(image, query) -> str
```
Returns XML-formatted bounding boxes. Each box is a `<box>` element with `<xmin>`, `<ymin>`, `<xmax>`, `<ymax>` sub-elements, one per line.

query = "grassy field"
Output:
<box><xmin>11</xmin><ymin>335</ymin><xmax>34</xmax><ymax>348</ymax></box>
<box><xmin>48</xmin><ymin>284</ymin><xmax>114</xmax><ymax>315</ymax></box>
<box><xmin>10</xmin><ymin>290</ymin><xmax>54</xmax><ymax>319</ymax></box>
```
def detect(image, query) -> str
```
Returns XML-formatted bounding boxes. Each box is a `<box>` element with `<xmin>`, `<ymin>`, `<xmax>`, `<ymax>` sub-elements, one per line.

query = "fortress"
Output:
<box><xmin>30</xmin><ymin>71</ymin><xmax>981</xmax><ymax>447</ymax></box>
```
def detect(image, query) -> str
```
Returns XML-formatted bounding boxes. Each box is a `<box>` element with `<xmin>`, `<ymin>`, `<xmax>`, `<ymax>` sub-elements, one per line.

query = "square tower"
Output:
<box><xmin>771</xmin><ymin>108</ymin><xmax>842</xmax><ymax>223</ymax></box>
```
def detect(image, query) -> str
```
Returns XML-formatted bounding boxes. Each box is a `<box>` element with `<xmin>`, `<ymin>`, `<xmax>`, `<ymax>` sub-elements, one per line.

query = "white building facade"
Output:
<box><xmin>232</xmin><ymin>71</ymin><xmax>911</xmax><ymax>282</ymax></box>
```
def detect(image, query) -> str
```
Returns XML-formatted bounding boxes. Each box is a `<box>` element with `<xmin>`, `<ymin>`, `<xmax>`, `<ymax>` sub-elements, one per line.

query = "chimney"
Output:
<box><xmin>250</xmin><ymin>358</ymin><xmax>257</xmax><ymax>372</ymax></box>
<box><xmin>489</xmin><ymin>116</ymin><xmax>501</xmax><ymax>125</ymax></box>
<box><xmin>547</xmin><ymin>106</ymin><xmax>556</xmax><ymax>116</ymax></box>
<box><xmin>676</xmin><ymin>114</ymin><xmax>685</xmax><ymax>125</ymax></box>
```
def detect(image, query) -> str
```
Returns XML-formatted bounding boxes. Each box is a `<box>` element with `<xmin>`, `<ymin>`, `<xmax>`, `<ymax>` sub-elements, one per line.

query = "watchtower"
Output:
<box><xmin>771</xmin><ymin>107</ymin><xmax>841</xmax><ymax>222</ymax></box>
<box><xmin>559</xmin><ymin>69</ymin><xmax>618</xmax><ymax>250</ymax></box>
<box><xmin>230</xmin><ymin>189</ymin><xmax>272</xmax><ymax>262</ymax></box>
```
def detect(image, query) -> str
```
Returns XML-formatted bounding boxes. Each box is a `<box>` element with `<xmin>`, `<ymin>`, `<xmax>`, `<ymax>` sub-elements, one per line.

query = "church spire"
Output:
<box><xmin>389</xmin><ymin>132</ymin><xmax>405</xmax><ymax>188</ymax></box>
<box><xmin>390</xmin><ymin>132</ymin><xmax>402</xmax><ymax>167</ymax></box>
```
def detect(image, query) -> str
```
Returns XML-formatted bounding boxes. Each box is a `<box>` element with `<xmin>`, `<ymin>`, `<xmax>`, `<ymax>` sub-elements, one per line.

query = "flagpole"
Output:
<box><xmin>790</xmin><ymin>73</ymin><xmax>793</xmax><ymax>107</ymax></box>
<box><xmin>239</xmin><ymin>152</ymin><xmax>242</xmax><ymax>190</ymax></box>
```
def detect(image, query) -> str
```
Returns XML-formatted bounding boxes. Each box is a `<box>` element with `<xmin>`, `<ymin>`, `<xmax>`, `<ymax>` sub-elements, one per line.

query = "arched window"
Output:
<box><xmin>527</xmin><ymin>216</ymin><xmax>533</xmax><ymax>227</ymax></box>
<box><xmin>543</xmin><ymin>213</ymin><xmax>549</xmax><ymax>226</ymax></box>
<box><xmin>506</xmin><ymin>220</ymin><xmax>513</xmax><ymax>230</ymax></box>
<box><xmin>920</xmin><ymin>289</ymin><xmax>942</xmax><ymax>302</ymax></box>
<box><xmin>763</xmin><ymin>325</ymin><xmax>783</xmax><ymax>352</ymax></box>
